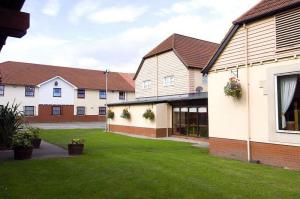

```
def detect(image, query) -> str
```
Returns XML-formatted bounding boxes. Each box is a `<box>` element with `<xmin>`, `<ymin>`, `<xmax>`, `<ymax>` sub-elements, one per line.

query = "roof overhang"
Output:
<box><xmin>37</xmin><ymin>76</ymin><xmax>78</xmax><ymax>89</ymax></box>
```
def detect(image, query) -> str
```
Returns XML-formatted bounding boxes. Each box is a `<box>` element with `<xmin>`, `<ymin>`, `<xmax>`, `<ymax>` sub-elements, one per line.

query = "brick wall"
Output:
<box><xmin>210</xmin><ymin>137</ymin><xmax>300</xmax><ymax>170</ymax></box>
<box><xmin>109</xmin><ymin>124</ymin><xmax>171</xmax><ymax>138</ymax></box>
<box><xmin>25</xmin><ymin>105</ymin><xmax>106</xmax><ymax>123</ymax></box>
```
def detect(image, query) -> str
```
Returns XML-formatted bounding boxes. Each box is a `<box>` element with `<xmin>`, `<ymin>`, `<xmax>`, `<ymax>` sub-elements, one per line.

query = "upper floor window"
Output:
<box><xmin>99</xmin><ymin>107</ymin><xmax>106</xmax><ymax>115</ymax></box>
<box><xmin>142</xmin><ymin>80</ymin><xmax>151</xmax><ymax>89</ymax></box>
<box><xmin>99</xmin><ymin>90</ymin><xmax>106</xmax><ymax>99</ymax></box>
<box><xmin>53</xmin><ymin>88</ymin><xmax>61</xmax><ymax>97</ymax></box>
<box><xmin>276</xmin><ymin>8</ymin><xmax>300</xmax><ymax>50</ymax></box>
<box><xmin>0</xmin><ymin>85</ymin><xmax>4</xmax><ymax>96</ymax></box>
<box><xmin>52</xmin><ymin>106</ymin><xmax>61</xmax><ymax>115</ymax></box>
<box><xmin>77</xmin><ymin>89</ymin><xmax>85</xmax><ymax>98</ymax></box>
<box><xmin>76</xmin><ymin>106</ymin><xmax>86</xmax><ymax>116</ymax></box>
<box><xmin>119</xmin><ymin>91</ymin><xmax>125</xmax><ymax>100</ymax></box>
<box><xmin>276</xmin><ymin>74</ymin><xmax>300</xmax><ymax>133</ymax></box>
<box><xmin>24</xmin><ymin>106</ymin><xmax>34</xmax><ymax>116</ymax></box>
<box><xmin>163</xmin><ymin>76</ymin><xmax>174</xmax><ymax>87</ymax></box>
<box><xmin>25</xmin><ymin>86</ymin><xmax>35</xmax><ymax>97</ymax></box>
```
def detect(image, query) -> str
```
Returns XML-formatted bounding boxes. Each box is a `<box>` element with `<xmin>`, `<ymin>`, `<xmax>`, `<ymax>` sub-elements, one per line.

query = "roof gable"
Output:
<box><xmin>203</xmin><ymin>0</ymin><xmax>300</xmax><ymax>73</ymax></box>
<box><xmin>134</xmin><ymin>33</ymin><xmax>219</xmax><ymax>80</ymax></box>
<box><xmin>37</xmin><ymin>76</ymin><xmax>77</xmax><ymax>89</ymax></box>
<box><xmin>0</xmin><ymin>61</ymin><xmax>135</xmax><ymax>92</ymax></box>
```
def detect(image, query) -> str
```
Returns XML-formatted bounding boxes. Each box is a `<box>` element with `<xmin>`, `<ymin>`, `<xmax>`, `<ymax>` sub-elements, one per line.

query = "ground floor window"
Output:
<box><xmin>172</xmin><ymin>106</ymin><xmax>208</xmax><ymax>137</ymax></box>
<box><xmin>77</xmin><ymin>106</ymin><xmax>86</xmax><ymax>116</ymax></box>
<box><xmin>0</xmin><ymin>85</ymin><xmax>4</xmax><ymax>96</ymax></box>
<box><xmin>99</xmin><ymin>107</ymin><xmax>106</xmax><ymax>115</ymax></box>
<box><xmin>24</xmin><ymin>106</ymin><xmax>35</xmax><ymax>116</ymax></box>
<box><xmin>52</xmin><ymin>106</ymin><xmax>61</xmax><ymax>115</ymax></box>
<box><xmin>277</xmin><ymin>74</ymin><xmax>300</xmax><ymax>133</ymax></box>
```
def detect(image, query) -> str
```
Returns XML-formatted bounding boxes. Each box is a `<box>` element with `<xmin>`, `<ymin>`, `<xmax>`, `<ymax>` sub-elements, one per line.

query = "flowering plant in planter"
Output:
<box><xmin>121</xmin><ymin>108</ymin><xmax>131</xmax><ymax>120</ymax></box>
<box><xmin>224</xmin><ymin>77</ymin><xmax>242</xmax><ymax>99</ymax></box>
<box><xmin>68</xmin><ymin>138</ymin><xmax>84</xmax><ymax>155</ymax></box>
<box><xmin>143</xmin><ymin>109</ymin><xmax>155</xmax><ymax>121</ymax></box>
<box><xmin>28</xmin><ymin>127</ymin><xmax>42</xmax><ymax>148</ymax></box>
<box><xmin>107</xmin><ymin>109</ymin><xmax>115</xmax><ymax>119</ymax></box>
<box><xmin>12</xmin><ymin>131</ymin><xmax>34</xmax><ymax>160</ymax></box>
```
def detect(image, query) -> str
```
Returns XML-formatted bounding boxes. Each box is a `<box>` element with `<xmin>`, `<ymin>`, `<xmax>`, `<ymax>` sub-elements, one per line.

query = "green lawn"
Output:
<box><xmin>1</xmin><ymin>129</ymin><xmax>300</xmax><ymax>199</ymax></box>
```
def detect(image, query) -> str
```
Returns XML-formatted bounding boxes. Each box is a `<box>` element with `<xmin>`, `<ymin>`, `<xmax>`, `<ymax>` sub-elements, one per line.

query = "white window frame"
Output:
<box><xmin>163</xmin><ymin>76</ymin><xmax>174</xmax><ymax>87</ymax></box>
<box><xmin>24</xmin><ymin>106</ymin><xmax>35</xmax><ymax>116</ymax></box>
<box><xmin>142</xmin><ymin>80</ymin><xmax>151</xmax><ymax>89</ymax></box>
<box><xmin>99</xmin><ymin>107</ymin><xmax>106</xmax><ymax>115</ymax></box>
<box><xmin>274</xmin><ymin>72</ymin><xmax>300</xmax><ymax>134</ymax></box>
<box><xmin>76</xmin><ymin>106</ymin><xmax>86</xmax><ymax>116</ymax></box>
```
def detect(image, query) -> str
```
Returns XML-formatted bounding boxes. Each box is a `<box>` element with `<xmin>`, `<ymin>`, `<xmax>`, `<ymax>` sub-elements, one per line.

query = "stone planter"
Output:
<box><xmin>68</xmin><ymin>144</ymin><xmax>84</xmax><ymax>155</ymax></box>
<box><xmin>14</xmin><ymin>147</ymin><xmax>33</xmax><ymax>160</ymax></box>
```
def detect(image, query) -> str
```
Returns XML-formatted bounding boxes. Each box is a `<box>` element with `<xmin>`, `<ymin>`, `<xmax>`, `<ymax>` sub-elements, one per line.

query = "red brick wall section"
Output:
<box><xmin>109</xmin><ymin>124</ymin><xmax>171</xmax><ymax>138</ymax></box>
<box><xmin>210</xmin><ymin>137</ymin><xmax>300</xmax><ymax>170</ymax></box>
<box><xmin>209</xmin><ymin>137</ymin><xmax>248</xmax><ymax>161</ymax></box>
<box><xmin>25</xmin><ymin>105</ymin><xmax>106</xmax><ymax>123</ymax></box>
<box><xmin>251</xmin><ymin>142</ymin><xmax>300</xmax><ymax>170</ymax></box>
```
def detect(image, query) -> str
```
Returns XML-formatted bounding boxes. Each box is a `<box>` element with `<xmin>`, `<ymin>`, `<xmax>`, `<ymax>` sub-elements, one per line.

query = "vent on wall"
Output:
<box><xmin>276</xmin><ymin>7</ymin><xmax>300</xmax><ymax>50</ymax></box>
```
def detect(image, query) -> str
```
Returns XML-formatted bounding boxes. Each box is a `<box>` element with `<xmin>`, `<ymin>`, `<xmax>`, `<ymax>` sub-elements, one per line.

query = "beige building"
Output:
<box><xmin>109</xmin><ymin>34</ymin><xmax>218</xmax><ymax>138</ymax></box>
<box><xmin>0</xmin><ymin>61</ymin><xmax>135</xmax><ymax>123</ymax></box>
<box><xmin>203</xmin><ymin>0</ymin><xmax>300</xmax><ymax>169</ymax></box>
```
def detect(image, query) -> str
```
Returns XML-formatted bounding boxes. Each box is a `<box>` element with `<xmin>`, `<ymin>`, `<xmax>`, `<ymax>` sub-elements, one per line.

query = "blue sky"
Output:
<box><xmin>0</xmin><ymin>0</ymin><xmax>258</xmax><ymax>72</ymax></box>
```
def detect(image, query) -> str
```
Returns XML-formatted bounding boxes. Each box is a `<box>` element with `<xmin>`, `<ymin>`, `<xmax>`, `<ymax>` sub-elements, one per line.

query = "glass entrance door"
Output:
<box><xmin>172</xmin><ymin>106</ymin><xmax>208</xmax><ymax>137</ymax></box>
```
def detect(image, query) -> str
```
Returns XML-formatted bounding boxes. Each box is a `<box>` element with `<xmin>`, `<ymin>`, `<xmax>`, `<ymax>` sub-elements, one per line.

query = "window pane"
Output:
<box><xmin>99</xmin><ymin>90</ymin><xmax>106</xmax><ymax>99</ymax></box>
<box><xmin>24</xmin><ymin>106</ymin><xmax>34</xmax><ymax>116</ymax></box>
<box><xmin>53</xmin><ymin>88</ymin><xmax>61</xmax><ymax>97</ymax></box>
<box><xmin>99</xmin><ymin>107</ymin><xmax>106</xmax><ymax>115</ymax></box>
<box><xmin>77</xmin><ymin>107</ymin><xmax>85</xmax><ymax>115</ymax></box>
<box><xmin>277</xmin><ymin>74</ymin><xmax>300</xmax><ymax>132</ymax></box>
<box><xmin>52</xmin><ymin>106</ymin><xmax>61</xmax><ymax>115</ymax></box>
<box><xmin>77</xmin><ymin>89</ymin><xmax>85</xmax><ymax>98</ymax></box>
<box><xmin>119</xmin><ymin>91</ymin><xmax>125</xmax><ymax>100</ymax></box>
<box><xmin>25</xmin><ymin>86</ymin><xmax>35</xmax><ymax>96</ymax></box>
<box><xmin>0</xmin><ymin>85</ymin><xmax>4</xmax><ymax>96</ymax></box>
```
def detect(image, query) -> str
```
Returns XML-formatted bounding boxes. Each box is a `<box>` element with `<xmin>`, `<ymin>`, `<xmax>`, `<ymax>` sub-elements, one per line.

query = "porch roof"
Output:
<box><xmin>108</xmin><ymin>92</ymin><xmax>208</xmax><ymax>106</ymax></box>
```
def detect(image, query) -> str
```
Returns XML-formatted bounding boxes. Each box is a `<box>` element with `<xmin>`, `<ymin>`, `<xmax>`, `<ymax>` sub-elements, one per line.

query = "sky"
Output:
<box><xmin>0</xmin><ymin>0</ymin><xmax>259</xmax><ymax>73</ymax></box>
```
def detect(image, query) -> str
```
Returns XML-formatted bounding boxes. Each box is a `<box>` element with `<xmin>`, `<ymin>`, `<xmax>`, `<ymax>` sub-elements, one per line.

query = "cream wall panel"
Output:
<box><xmin>0</xmin><ymin>85</ymin><xmax>39</xmax><ymax>115</ymax></box>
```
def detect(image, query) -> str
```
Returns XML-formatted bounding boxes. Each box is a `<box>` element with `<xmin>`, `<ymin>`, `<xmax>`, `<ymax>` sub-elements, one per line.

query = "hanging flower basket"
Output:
<box><xmin>107</xmin><ymin>109</ymin><xmax>115</xmax><ymax>119</ymax></box>
<box><xmin>121</xmin><ymin>108</ymin><xmax>131</xmax><ymax>120</ymax></box>
<box><xmin>224</xmin><ymin>77</ymin><xmax>242</xmax><ymax>99</ymax></box>
<box><xmin>143</xmin><ymin>109</ymin><xmax>155</xmax><ymax>121</ymax></box>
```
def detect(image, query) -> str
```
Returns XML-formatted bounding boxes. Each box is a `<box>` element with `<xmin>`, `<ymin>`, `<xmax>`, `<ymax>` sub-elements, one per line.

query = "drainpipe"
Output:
<box><xmin>244</xmin><ymin>23</ymin><xmax>251</xmax><ymax>162</ymax></box>
<box><xmin>156</xmin><ymin>55</ymin><xmax>159</xmax><ymax>99</ymax></box>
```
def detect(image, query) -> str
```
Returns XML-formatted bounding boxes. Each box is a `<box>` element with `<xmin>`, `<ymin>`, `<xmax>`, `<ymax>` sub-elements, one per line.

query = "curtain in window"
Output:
<box><xmin>280</xmin><ymin>75</ymin><xmax>298</xmax><ymax>129</ymax></box>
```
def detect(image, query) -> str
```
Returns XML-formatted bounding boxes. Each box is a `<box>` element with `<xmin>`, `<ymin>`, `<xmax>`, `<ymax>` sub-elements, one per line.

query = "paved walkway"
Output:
<box><xmin>111</xmin><ymin>131</ymin><xmax>209</xmax><ymax>148</ymax></box>
<box><xmin>0</xmin><ymin>141</ymin><xmax>68</xmax><ymax>161</ymax></box>
<box><xmin>31</xmin><ymin>122</ymin><xmax>105</xmax><ymax>129</ymax></box>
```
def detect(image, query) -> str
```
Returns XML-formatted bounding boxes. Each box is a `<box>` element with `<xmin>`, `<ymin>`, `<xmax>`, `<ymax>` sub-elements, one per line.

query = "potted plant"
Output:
<box><xmin>68</xmin><ymin>138</ymin><xmax>84</xmax><ymax>155</ymax></box>
<box><xmin>107</xmin><ymin>109</ymin><xmax>115</xmax><ymax>119</ymax></box>
<box><xmin>143</xmin><ymin>109</ymin><xmax>155</xmax><ymax>121</ymax></box>
<box><xmin>28</xmin><ymin>127</ymin><xmax>42</xmax><ymax>148</ymax></box>
<box><xmin>0</xmin><ymin>102</ymin><xmax>24</xmax><ymax>149</ymax></box>
<box><xmin>121</xmin><ymin>108</ymin><xmax>131</xmax><ymax>120</ymax></box>
<box><xmin>12</xmin><ymin>131</ymin><xmax>34</xmax><ymax>160</ymax></box>
<box><xmin>224</xmin><ymin>77</ymin><xmax>242</xmax><ymax>99</ymax></box>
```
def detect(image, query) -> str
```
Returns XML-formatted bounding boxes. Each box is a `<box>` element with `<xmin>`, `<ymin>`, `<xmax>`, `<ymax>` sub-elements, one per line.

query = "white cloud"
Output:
<box><xmin>88</xmin><ymin>6</ymin><xmax>148</xmax><ymax>24</ymax></box>
<box><xmin>42</xmin><ymin>0</ymin><xmax>61</xmax><ymax>16</ymax></box>
<box><xmin>68</xmin><ymin>0</ymin><xmax>101</xmax><ymax>24</ymax></box>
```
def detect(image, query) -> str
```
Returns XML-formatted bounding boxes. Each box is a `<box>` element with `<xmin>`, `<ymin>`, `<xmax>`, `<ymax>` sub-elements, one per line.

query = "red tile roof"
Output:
<box><xmin>144</xmin><ymin>33</ymin><xmax>219</xmax><ymax>69</ymax></box>
<box><xmin>134</xmin><ymin>34</ymin><xmax>219</xmax><ymax>79</ymax></box>
<box><xmin>234</xmin><ymin>0</ymin><xmax>300</xmax><ymax>24</ymax></box>
<box><xmin>0</xmin><ymin>61</ymin><xmax>135</xmax><ymax>92</ymax></box>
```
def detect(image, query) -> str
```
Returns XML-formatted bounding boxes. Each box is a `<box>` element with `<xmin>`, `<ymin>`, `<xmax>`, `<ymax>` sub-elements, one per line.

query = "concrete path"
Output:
<box><xmin>31</xmin><ymin>122</ymin><xmax>105</xmax><ymax>129</ymax></box>
<box><xmin>111</xmin><ymin>131</ymin><xmax>209</xmax><ymax>148</ymax></box>
<box><xmin>0</xmin><ymin>140</ymin><xmax>68</xmax><ymax>161</ymax></box>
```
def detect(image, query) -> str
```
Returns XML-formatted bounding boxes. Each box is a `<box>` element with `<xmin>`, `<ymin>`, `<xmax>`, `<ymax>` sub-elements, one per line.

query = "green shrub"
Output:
<box><xmin>12</xmin><ymin>131</ymin><xmax>33</xmax><ymax>149</ymax></box>
<box><xmin>143</xmin><ymin>109</ymin><xmax>155</xmax><ymax>121</ymax></box>
<box><xmin>107</xmin><ymin>109</ymin><xmax>115</xmax><ymax>119</ymax></box>
<box><xmin>121</xmin><ymin>109</ymin><xmax>130</xmax><ymax>120</ymax></box>
<box><xmin>224</xmin><ymin>77</ymin><xmax>242</xmax><ymax>99</ymax></box>
<box><xmin>27</xmin><ymin>127</ymin><xmax>41</xmax><ymax>139</ymax></box>
<box><xmin>71</xmin><ymin>138</ymin><xmax>84</xmax><ymax>144</ymax></box>
<box><xmin>0</xmin><ymin>102</ymin><xmax>25</xmax><ymax>148</ymax></box>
